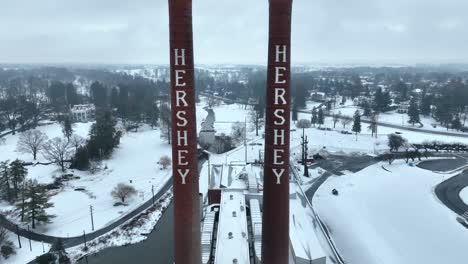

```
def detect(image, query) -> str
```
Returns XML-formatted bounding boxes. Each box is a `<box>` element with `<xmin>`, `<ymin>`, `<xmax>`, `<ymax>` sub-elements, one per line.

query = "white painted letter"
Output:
<box><xmin>273</xmin><ymin>129</ymin><xmax>285</xmax><ymax>145</ymax></box>
<box><xmin>176</xmin><ymin>111</ymin><xmax>188</xmax><ymax>127</ymax></box>
<box><xmin>178</xmin><ymin>169</ymin><xmax>190</xmax><ymax>184</ymax></box>
<box><xmin>275</xmin><ymin>45</ymin><xmax>287</xmax><ymax>63</ymax></box>
<box><xmin>178</xmin><ymin>150</ymin><xmax>189</xmax><ymax>166</ymax></box>
<box><xmin>272</xmin><ymin>168</ymin><xmax>285</xmax><ymax>184</ymax></box>
<box><xmin>176</xmin><ymin>90</ymin><xmax>188</xmax><ymax>107</ymax></box>
<box><xmin>274</xmin><ymin>109</ymin><xmax>286</xmax><ymax>125</ymax></box>
<box><xmin>174</xmin><ymin>49</ymin><xmax>186</xmax><ymax>66</ymax></box>
<box><xmin>175</xmin><ymin>70</ymin><xmax>186</xmax><ymax>87</ymax></box>
<box><xmin>274</xmin><ymin>88</ymin><xmax>286</xmax><ymax>105</ymax></box>
<box><xmin>273</xmin><ymin>149</ymin><xmax>285</xmax><ymax>165</ymax></box>
<box><xmin>275</xmin><ymin>67</ymin><xmax>286</xmax><ymax>84</ymax></box>
<box><xmin>177</xmin><ymin>130</ymin><xmax>188</xmax><ymax>146</ymax></box>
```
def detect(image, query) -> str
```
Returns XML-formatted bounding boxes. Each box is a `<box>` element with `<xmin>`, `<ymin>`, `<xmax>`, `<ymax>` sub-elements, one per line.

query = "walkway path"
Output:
<box><xmin>0</xmin><ymin>158</ymin><xmax>206</xmax><ymax>248</ymax></box>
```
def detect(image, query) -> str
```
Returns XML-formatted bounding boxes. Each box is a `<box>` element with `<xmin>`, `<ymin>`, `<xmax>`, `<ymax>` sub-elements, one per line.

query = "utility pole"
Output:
<box><xmin>89</xmin><ymin>205</ymin><xmax>94</xmax><ymax>231</ymax></box>
<box><xmin>83</xmin><ymin>230</ymin><xmax>88</xmax><ymax>250</ymax></box>
<box><xmin>151</xmin><ymin>185</ymin><xmax>155</xmax><ymax>205</ymax></box>
<box><xmin>244</xmin><ymin>117</ymin><xmax>248</xmax><ymax>163</ymax></box>
<box><xmin>27</xmin><ymin>225</ymin><xmax>32</xmax><ymax>251</ymax></box>
<box><xmin>207</xmin><ymin>158</ymin><xmax>211</xmax><ymax>189</ymax></box>
<box><xmin>301</xmin><ymin>128</ymin><xmax>309</xmax><ymax>177</ymax></box>
<box><xmin>16</xmin><ymin>225</ymin><xmax>22</xmax><ymax>248</ymax></box>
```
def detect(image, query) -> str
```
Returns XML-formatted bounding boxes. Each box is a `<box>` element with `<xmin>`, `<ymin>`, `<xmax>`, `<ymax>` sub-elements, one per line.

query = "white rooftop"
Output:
<box><xmin>214</xmin><ymin>190</ymin><xmax>250</xmax><ymax>264</ymax></box>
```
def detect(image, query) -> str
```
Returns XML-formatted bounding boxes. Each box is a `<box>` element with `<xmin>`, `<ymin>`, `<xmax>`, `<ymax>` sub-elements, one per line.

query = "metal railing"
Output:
<box><xmin>290</xmin><ymin>164</ymin><xmax>346</xmax><ymax>264</ymax></box>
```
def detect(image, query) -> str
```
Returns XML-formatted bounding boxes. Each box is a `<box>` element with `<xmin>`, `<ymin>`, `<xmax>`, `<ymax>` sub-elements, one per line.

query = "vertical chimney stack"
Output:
<box><xmin>169</xmin><ymin>0</ymin><xmax>202</xmax><ymax>263</ymax></box>
<box><xmin>262</xmin><ymin>0</ymin><xmax>293</xmax><ymax>263</ymax></box>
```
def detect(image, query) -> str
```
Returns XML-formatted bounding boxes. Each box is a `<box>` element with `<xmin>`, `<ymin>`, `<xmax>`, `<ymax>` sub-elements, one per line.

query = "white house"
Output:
<box><xmin>71</xmin><ymin>104</ymin><xmax>95</xmax><ymax>122</ymax></box>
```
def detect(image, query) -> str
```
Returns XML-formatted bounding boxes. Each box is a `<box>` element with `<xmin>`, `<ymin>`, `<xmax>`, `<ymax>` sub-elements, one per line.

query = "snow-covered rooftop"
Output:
<box><xmin>249</xmin><ymin>198</ymin><xmax>262</xmax><ymax>261</ymax></box>
<box><xmin>290</xmin><ymin>183</ymin><xmax>327</xmax><ymax>262</ymax></box>
<box><xmin>214</xmin><ymin>190</ymin><xmax>250</xmax><ymax>264</ymax></box>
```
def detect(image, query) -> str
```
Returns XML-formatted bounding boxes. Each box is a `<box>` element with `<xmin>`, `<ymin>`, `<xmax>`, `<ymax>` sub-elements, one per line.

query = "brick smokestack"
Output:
<box><xmin>169</xmin><ymin>0</ymin><xmax>202</xmax><ymax>263</ymax></box>
<box><xmin>262</xmin><ymin>0</ymin><xmax>293</xmax><ymax>263</ymax></box>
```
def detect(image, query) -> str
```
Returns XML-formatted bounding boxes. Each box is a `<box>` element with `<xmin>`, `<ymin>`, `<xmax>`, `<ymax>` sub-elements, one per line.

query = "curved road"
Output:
<box><xmin>0</xmin><ymin>179</ymin><xmax>173</xmax><ymax>248</ymax></box>
<box><xmin>0</xmin><ymin>157</ymin><xmax>206</xmax><ymax>248</ymax></box>
<box><xmin>435</xmin><ymin>170</ymin><xmax>468</xmax><ymax>216</ymax></box>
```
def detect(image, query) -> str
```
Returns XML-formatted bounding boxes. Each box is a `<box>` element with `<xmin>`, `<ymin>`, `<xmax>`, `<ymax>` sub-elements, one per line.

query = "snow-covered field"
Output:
<box><xmin>460</xmin><ymin>187</ymin><xmax>468</xmax><ymax>205</ymax></box>
<box><xmin>313</xmin><ymin>160</ymin><xmax>468</xmax><ymax>264</ymax></box>
<box><xmin>3</xmin><ymin>232</ymin><xmax>51</xmax><ymax>264</ymax></box>
<box><xmin>0</xmin><ymin>122</ymin><xmax>172</xmax><ymax>238</ymax></box>
<box><xmin>305</xmin><ymin>99</ymin><xmax>468</xmax><ymax>135</ymax></box>
<box><xmin>0</xmin><ymin>122</ymin><xmax>92</xmax><ymax>184</ymax></box>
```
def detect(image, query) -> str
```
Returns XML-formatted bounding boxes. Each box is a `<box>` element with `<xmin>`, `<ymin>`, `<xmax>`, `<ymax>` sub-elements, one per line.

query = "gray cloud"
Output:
<box><xmin>0</xmin><ymin>0</ymin><xmax>467</xmax><ymax>64</ymax></box>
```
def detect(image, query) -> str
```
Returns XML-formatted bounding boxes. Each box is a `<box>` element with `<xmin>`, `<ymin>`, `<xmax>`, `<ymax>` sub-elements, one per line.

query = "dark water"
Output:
<box><xmin>77</xmin><ymin>204</ymin><xmax>174</xmax><ymax>264</ymax></box>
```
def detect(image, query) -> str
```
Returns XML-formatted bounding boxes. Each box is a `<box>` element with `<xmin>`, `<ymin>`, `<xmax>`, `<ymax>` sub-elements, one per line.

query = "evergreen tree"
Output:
<box><xmin>292</xmin><ymin>104</ymin><xmax>298</xmax><ymax>124</ymax></box>
<box><xmin>317</xmin><ymin>108</ymin><xmax>324</xmax><ymax>127</ymax></box>
<box><xmin>311</xmin><ymin>107</ymin><xmax>317</xmax><ymax>127</ymax></box>
<box><xmin>88</xmin><ymin>111</ymin><xmax>120</xmax><ymax>159</ymax></box>
<box><xmin>407</xmin><ymin>98</ymin><xmax>420</xmax><ymax>126</ymax></box>
<box><xmin>90</xmin><ymin>81</ymin><xmax>108</xmax><ymax>108</ymax></box>
<box><xmin>420</xmin><ymin>95</ymin><xmax>433</xmax><ymax>116</ymax></box>
<box><xmin>352</xmin><ymin>110</ymin><xmax>361</xmax><ymax>141</ymax></box>
<box><xmin>8</xmin><ymin>159</ymin><xmax>27</xmax><ymax>199</ymax></box>
<box><xmin>61</xmin><ymin>116</ymin><xmax>73</xmax><ymax>142</ymax></box>
<box><xmin>373</xmin><ymin>88</ymin><xmax>391</xmax><ymax>112</ymax></box>
<box><xmin>71</xmin><ymin>146</ymin><xmax>90</xmax><ymax>170</ymax></box>
<box><xmin>0</xmin><ymin>161</ymin><xmax>13</xmax><ymax>202</ymax></box>
<box><xmin>17</xmin><ymin>180</ymin><xmax>55</xmax><ymax>229</ymax></box>
<box><xmin>452</xmin><ymin>116</ymin><xmax>462</xmax><ymax>131</ymax></box>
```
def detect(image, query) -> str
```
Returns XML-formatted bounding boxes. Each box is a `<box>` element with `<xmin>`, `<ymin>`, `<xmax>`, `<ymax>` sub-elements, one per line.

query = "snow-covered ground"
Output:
<box><xmin>460</xmin><ymin>187</ymin><xmax>468</xmax><ymax>205</ymax></box>
<box><xmin>0</xmin><ymin>122</ymin><xmax>92</xmax><ymax>184</ymax></box>
<box><xmin>0</xmin><ymin>122</ymin><xmax>172</xmax><ymax>238</ymax></box>
<box><xmin>67</xmin><ymin>189</ymin><xmax>173</xmax><ymax>262</ymax></box>
<box><xmin>3</xmin><ymin>232</ymin><xmax>51</xmax><ymax>264</ymax></box>
<box><xmin>313</xmin><ymin>160</ymin><xmax>468</xmax><ymax>264</ymax></box>
<box><xmin>307</xmin><ymin>99</ymin><xmax>468</xmax><ymax>135</ymax></box>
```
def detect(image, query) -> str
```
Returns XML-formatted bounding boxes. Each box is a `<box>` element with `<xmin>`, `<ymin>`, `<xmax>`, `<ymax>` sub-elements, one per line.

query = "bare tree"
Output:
<box><xmin>332</xmin><ymin>111</ymin><xmax>342</xmax><ymax>128</ymax></box>
<box><xmin>160</xmin><ymin>103</ymin><xmax>172</xmax><ymax>144</ymax></box>
<box><xmin>249</xmin><ymin>108</ymin><xmax>264</xmax><ymax>136</ymax></box>
<box><xmin>0</xmin><ymin>226</ymin><xmax>7</xmax><ymax>245</ymax></box>
<box><xmin>69</xmin><ymin>135</ymin><xmax>85</xmax><ymax>152</ymax></box>
<box><xmin>42</xmin><ymin>137</ymin><xmax>74</xmax><ymax>172</ymax></box>
<box><xmin>368</xmin><ymin>112</ymin><xmax>379</xmax><ymax>138</ymax></box>
<box><xmin>159</xmin><ymin>155</ymin><xmax>172</xmax><ymax>169</ymax></box>
<box><xmin>296</xmin><ymin>119</ymin><xmax>311</xmax><ymax>129</ymax></box>
<box><xmin>206</xmin><ymin>97</ymin><xmax>221</xmax><ymax>108</ymax></box>
<box><xmin>16</xmin><ymin>130</ymin><xmax>48</xmax><ymax>160</ymax></box>
<box><xmin>111</xmin><ymin>183</ymin><xmax>137</xmax><ymax>203</ymax></box>
<box><xmin>340</xmin><ymin>116</ymin><xmax>352</xmax><ymax>129</ymax></box>
<box><xmin>231</xmin><ymin>121</ymin><xmax>246</xmax><ymax>145</ymax></box>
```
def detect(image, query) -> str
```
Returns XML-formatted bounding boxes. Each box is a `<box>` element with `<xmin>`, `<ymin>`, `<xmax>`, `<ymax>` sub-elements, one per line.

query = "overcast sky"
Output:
<box><xmin>1</xmin><ymin>0</ymin><xmax>467</xmax><ymax>65</ymax></box>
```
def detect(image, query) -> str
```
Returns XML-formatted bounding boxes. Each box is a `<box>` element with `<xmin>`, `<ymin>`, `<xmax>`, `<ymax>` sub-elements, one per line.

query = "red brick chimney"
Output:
<box><xmin>262</xmin><ymin>0</ymin><xmax>293</xmax><ymax>263</ymax></box>
<box><xmin>169</xmin><ymin>0</ymin><xmax>202</xmax><ymax>263</ymax></box>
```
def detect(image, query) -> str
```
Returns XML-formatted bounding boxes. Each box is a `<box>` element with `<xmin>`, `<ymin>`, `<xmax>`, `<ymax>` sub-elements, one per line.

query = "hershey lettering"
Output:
<box><xmin>173</xmin><ymin>48</ymin><xmax>191</xmax><ymax>184</ymax></box>
<box><xmin>271</xmin><ymin>45</ymin><xmax>288</xmax><ymax>184</ymax></box>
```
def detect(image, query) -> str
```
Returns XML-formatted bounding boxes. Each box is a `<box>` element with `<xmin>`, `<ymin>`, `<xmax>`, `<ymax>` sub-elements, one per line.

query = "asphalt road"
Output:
<box><xmin>0</xmin><ymin>158</ymin><xmax>206</xmax><ymax>248</ymax></box>
<box><xmin>435</xmin><ymin>169</ymin><xmax>468</xmax><ymax>216</ymax></box>
<box><xmin>305</xmin><ymin>154</ymin><xmax>378</xmax><ymax>201</ymax></box>
<box><xmin>0</xmin><ymin>178</ymin><xmax>173</xmax><ymax>248</ymax></box>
